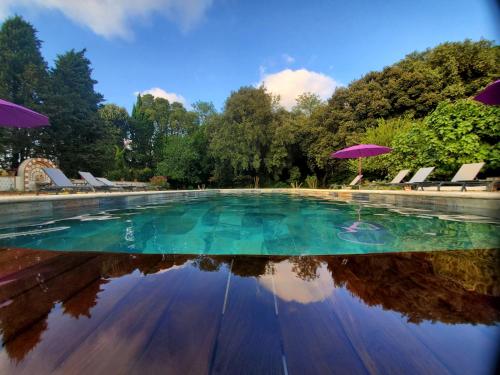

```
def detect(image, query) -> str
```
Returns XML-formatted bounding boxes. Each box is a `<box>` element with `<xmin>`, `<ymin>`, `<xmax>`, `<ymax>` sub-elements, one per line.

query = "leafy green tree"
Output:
<box><xmin>391</xmin><ymin>100</ymin><xmax>500</xmax><ymax>179</ymax></box>
<box><xmin>209</xmin><ymin>86</ymin><xmax>275</xmax><ymax>185</ymax></box>
<box><xmin>192</xmin><ymin>101</ymin><xmax>217</xmax><ymax>126</ymax></box>
<box><xmin>130</xmin><ymin>95</ymin><xmax>197</xmax><ymax>170</ymax></box>
<box><xmin>157</xmin><ymin>136</ymin><xmax>201</xmax><ymax>187</ymax></box>
<box><xmin>39</xmin><ymin>49</ymin><xmax>112</xmax><ymax>177</ymax></box>
<box><xmin>0</xmin><ymin>16</ymin><xmax>48</xmax><ymax>169</ymax></box>
<box><xmin>292</xmin><ymin>93</ymin><xmax>322</xmax><ymax>117</ymax></box>
<box><xmin>354</xmin><ymin>116</ymin><xmax>414</xmax><ymax>180</ymax></box>
<box><xmin>99</xmin><ymin>104</ymin><xmax>130</xmax><ymax>141</ymax></box>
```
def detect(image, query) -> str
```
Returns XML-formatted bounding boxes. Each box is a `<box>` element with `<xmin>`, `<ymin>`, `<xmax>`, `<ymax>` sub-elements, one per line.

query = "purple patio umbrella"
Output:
<box><xmin>474</xmin><ymin>80</ymin><xmax>500</xmax><ymax>106</ymax></box>
<box><xmin>331</xmin><ymin>144</ymin><xmax>392</xmax><ymax>175</ymax></box>
<box><xmin>0</xmin><ymin>98</ymin><xmax>50</xmax><ymax>128</ymax></box>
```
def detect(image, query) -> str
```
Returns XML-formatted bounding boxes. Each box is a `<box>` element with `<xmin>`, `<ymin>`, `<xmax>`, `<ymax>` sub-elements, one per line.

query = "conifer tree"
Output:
<box><xmin>0</xmin><ymin>16</ymin><xmax>48</xmax><ymax>169</ymax></box>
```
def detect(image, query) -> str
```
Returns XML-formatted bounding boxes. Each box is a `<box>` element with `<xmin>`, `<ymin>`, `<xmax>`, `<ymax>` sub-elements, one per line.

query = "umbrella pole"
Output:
<box><xmin>358</xmin><ymin>157</ymin><xmax>362</xmax><ymax>175</ymax></box>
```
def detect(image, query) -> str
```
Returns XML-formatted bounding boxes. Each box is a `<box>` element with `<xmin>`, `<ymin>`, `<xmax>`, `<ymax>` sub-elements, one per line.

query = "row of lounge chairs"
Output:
<box><xmin>338</xmin><ymin>162</ymin><xmax>496</xmax><ymax>191</ymax></box>
<box><xmin>38</xmin><ymin>168</ymin><xmax>145</xmax><ymax>194</ymax></box>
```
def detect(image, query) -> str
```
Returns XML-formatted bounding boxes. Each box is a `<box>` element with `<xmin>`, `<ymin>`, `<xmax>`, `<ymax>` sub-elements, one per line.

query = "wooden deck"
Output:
<box><xmin>0</xmin><ymin>248</ymin><xmax>498</xmax><ymax>374</ymax></box>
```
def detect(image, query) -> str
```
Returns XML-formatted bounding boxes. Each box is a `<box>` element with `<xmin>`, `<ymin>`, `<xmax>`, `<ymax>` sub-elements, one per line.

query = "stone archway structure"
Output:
<box><xmin>17</xmin><ymin>158</ymin><xmax>57</xmax><ymax>191</ymax></box>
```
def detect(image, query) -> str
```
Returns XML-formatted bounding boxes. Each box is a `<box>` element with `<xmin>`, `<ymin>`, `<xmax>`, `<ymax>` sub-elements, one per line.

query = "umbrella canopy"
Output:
<box><xmin>331</xmin><ymin>144</ymin><xmax>392</xmax><ymax>159</ymax></box>
<box><xmin>474</xmin><ymin>80</ymin><xmax>500</xmax><ymax>106</ymax></box>
<box><xmin>0</xmin><ymin>98</ymin><xmax>50</xmax><ymax>128</ymax></box>
<box><xmin>331</xmin><ymin>144</ymin><xmax>392</xmax><ymax>175</ymax></box>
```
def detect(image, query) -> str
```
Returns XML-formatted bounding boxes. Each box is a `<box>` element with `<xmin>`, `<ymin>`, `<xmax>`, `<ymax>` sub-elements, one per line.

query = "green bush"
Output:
<box><xmin>305</xmin><ymin>175</ymin><xmax>318</xmax><ymax>188</ymax></box>
<box><xmin>271</xmin><ymin>181</ymin><xmax>289</xmax><ymax>188</ymax></box>
<box><xmin>391</xmin><ymin>100</ymin><xmax>500</xmax><ymax>179</ymax></box>
<box><xmin>134</xmin><ymin>167</ymin><xmax>154</xmax><ymax>182</ymax></box>
<box><xmin>288</xmin><ymin>166</ymin><xmax>301</xmax><ymax>184</ymax></box>
<box><xmin>150</xmin><ymin>175</ymin><xmax>170</xmax><ymax>188</ymax></box>
<box><xmin>354</xmin><ymin>116</ymin><xmax>414</xmax><ymax>180</ymax></box>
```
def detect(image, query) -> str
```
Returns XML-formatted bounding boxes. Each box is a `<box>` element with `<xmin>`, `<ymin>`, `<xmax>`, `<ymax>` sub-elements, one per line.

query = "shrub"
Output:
<box><xmin>391</xmin><ymin>100</ymin><xmax>500</xmax><ymax>179</ymax></box>
<box><xmin>150</xmin><ymin>175</ymin><xmax>169</xmax><ymax>188</ymax></box>
<box><xmin>353</xmin><ymin>116</ymin><xmax>414</xmax><ymax>180</ymax></box>
<box><xmin>288</xmin><ymin>166</ymin><xmax>301</xmax><ymax>184</ymax></box>
<box><xmin>305</xmin><ymin>175</ymin><xmax>318</xmax><ymax>189</ymax></box>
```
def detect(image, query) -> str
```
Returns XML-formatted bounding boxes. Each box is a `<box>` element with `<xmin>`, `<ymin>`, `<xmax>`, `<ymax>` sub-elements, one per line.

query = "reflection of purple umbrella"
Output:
<box><xmin>331</xmin><ymin>144</ymin><xmax>392</xmax><ymax>175</ymax></box>
<box><xmin>0</xmin><ymin>98</ymin><xmax>50</xmax><ymax>128</ymax></box>
<box><xmin>474</xmin><ymin>80</ymin><xmax>499</xmax><ymax>106</ymax></box>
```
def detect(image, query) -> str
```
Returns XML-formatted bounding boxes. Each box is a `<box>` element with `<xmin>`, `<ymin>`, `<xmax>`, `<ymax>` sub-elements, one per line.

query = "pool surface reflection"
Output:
<box><xmin>0</xmin><ymin>248</ymin><xmax>498</xmax><ymax>374</ymax></box>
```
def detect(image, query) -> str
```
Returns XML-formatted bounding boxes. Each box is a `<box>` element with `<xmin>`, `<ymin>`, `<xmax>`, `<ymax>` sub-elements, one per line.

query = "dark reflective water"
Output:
<box><xmin>0</xmin><ymin>248</ymin><xmax>498</xmax><ymax>374</ymax></box>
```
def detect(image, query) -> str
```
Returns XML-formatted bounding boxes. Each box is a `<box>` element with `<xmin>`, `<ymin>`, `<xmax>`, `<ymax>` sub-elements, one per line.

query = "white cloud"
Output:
<box><xmin>136</xmin><ymin>87</ymin><xmax>187</xmax><ymax>105</ymax></box>
<box><xmin>282</xmin><ymin>54</ymin><xmax>295</xmax><ymax>64</ymax></box>
<box><xmin>259</xmin><ymin>68</ymin><xmax>340</xmax><ymax>109</ymax></box>
<box><xmin>0</xmin><ymin>0</ymin><xmax>214</xmax><ymax>39</ymax></box>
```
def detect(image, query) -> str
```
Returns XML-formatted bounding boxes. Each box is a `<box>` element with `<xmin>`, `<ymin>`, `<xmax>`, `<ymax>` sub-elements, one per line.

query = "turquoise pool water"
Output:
<box><xmin>0</xmin><ymin>194</ymin><xmax>498</xmax><ymax>255</ymax></box>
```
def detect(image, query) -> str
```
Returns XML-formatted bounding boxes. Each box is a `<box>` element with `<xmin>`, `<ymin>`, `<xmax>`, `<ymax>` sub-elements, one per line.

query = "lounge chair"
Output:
<box><xmin>420</xmin><ymin>162</ymin><xmax>487</xmax><ymax>191</ymax></box>
<box><xmin>402</xmin><ymin>167</ymin><xmax>435</xmax><ymax>190</ymax></box>
<box><xmin>388</xmin><ymin>169</ymin><xmax>411</xmax><ymax>184</ymax></box>
<box><xmin>39</xmin><ymin>168</ymin><xmax>91</xmax><ymax>194</ymax></box>
<box><xmin>79</xmin><ymin>171</ymin><xmax>115</xmax><ymax>192</ymax></box>
<box><xmin>368</xmin><ymin>169</ymin><xmax>410</xmax><ymax>188</ymax></box>
<box><xmin>96</xmin><ymin>177</ymin><xmax>135</xmax><ymax>191</ymax></box>
<box><xmin>330</xmin><ymin>174</ymin><xmax>363</xmax><ymax>189</ymax></box>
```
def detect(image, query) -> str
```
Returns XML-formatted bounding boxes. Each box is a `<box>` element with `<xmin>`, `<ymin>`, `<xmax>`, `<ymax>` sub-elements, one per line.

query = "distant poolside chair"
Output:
<box><xmin>403</xmin><ymin>167</ymin><xmax>435</xmax><ymax>190</ymax></box>
<box><xmin>39</xmin><ymin>168</ymin><xmax>91</xmax><ymax>194</ymax></box>
<box><xmin>79</xmin><ymin>171</ymin><xmax>114</xmax><ymax>192</ymax></box>
<box><xmin>420</xmin><ymin>162</ymin><xmax>488</xmax><ymax>191</ymax></box>
<box><xmin>389</xmin><ymin>169</ymin><xmax>411</xmax><ymax>184</ymax></box>
<box><xmin>96</xmin><ymin>177</ymin><xmax>136</xmax><ymax>191</ymax></box>
<box><xmin>330</xmin><ymin>174</ymin><xmax>363</xmax><ymax>189</ymax></box>
<box><xmin>368</xmin><ymin>169</ymin><xmax>411</xmax><ymax>188</ymax></box>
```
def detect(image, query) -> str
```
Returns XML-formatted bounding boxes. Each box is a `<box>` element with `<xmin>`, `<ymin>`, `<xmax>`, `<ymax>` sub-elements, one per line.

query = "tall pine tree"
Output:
<box><xmin>39</xmin><ymin>49</ymin><xmax>113</xmax><ymax>177</ymax></box>
<box><xmin>0</xmin><ymin>16</ymin><xmax>48</xmax><ymax>169</ymax></box>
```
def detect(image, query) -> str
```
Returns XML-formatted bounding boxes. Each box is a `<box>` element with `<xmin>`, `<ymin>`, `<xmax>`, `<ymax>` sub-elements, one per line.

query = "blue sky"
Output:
<box><xmin>1</xmin><ymin>0</ymin><xmax>498</xmax><ymax>111</ymax></box>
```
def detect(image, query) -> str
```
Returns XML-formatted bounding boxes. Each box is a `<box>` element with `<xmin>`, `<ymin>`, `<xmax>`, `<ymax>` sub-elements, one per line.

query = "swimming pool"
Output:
<box><xmin>0</xmin><ymin>191</ymin><xmax>499</xmax><ymax>374</ymax></box>
<box><xmin>0</xmin><ymin>193</ymin><xmax>498</xmax><ymax>255</ymax></box>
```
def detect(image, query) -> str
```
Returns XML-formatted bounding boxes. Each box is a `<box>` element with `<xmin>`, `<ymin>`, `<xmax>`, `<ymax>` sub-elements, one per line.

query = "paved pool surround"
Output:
<box><xmin>0</xmin><ymin>189</ymin><xmax>499</xmax><ymax>226</ymax></box>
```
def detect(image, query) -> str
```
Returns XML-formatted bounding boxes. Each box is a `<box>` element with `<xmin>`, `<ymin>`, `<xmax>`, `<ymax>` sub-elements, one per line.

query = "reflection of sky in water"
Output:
<box><xmin>259</xmin><ymin>262</ymin><xmax>335</xmax><ymax>304</ymax></box>
<box><xmin>0</xmin><ymin>194</ymin><xmax>498</xmax><ymax>255</ymax></box>
<box><xmin>0</xmin><ymin>250</ymin><xmax>498</xmax><ymax>374</ymax></box>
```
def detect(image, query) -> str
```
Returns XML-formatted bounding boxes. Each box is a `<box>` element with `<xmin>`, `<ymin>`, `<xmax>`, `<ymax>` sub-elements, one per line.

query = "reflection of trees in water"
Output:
<box><xmin>290</xmin><ymin>256</ymin><xmax>321</xmax><ymax>281</ymax></box>
<box><xmin>324</xmin><ymin>249</ymin><xmax>499</xmax><ymax>324</ymax></box>
<box><xmin>0</xmin><ymin>250</ymin><xmax>195</xmax><ymax>362</ymax></box>
<box><xmin>0</xmin><ymin>248</ymin><xmax>498</xmax><ymax>363</ymax></box>
<box><xmin>429</xmin><ymin>250</ymin><xmax>499</xmax><ymax>296</ymax></box>
<box><xmin>191</xmin><ymin>255</ymin><xmax>286</xmax><ymax>278</ymax></box>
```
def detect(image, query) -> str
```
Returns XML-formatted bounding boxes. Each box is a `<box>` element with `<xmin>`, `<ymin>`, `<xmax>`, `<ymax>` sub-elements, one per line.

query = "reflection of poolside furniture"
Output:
<box><xmin>337</xmin><ymin>205</ymin><xmax>392</xmax><ymax>245</ymax></box>
<box><xmin>402</xmin><ymin>167</ymin><xmax>435</xmax><ymax>190</ymax></box>
<box><xmin>419</xmin><ymin>162</ymin><xmax>488</xmax><ymax>191</ymax></box>
<box><xmin>79</xmin><ymin>172</ymin><xmax>115</xmax><ymax>192</ymax></box>
<box><xmin>39</xmin><ymin>168</ymin><xmax>91</xmax><ymax>194</ymax></box>
<box><xmin>330</xmin><ymin>174</ymin><xmax>363</xmax><ymax>189</ymax></box>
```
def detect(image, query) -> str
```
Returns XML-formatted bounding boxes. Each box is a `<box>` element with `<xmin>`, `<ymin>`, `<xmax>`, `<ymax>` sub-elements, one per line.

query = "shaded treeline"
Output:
<box><xmin>0</xmin><ymin>16</ymin><xmax>498</xmax><ymax>187</ymax></box>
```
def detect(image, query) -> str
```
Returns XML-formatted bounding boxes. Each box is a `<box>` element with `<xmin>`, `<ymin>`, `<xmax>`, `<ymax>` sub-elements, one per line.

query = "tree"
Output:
<box><xmin>391</xmin><ymin>100</ymin><xmax>500</xmax><ymax>179</ymax></box>
<box><xmin>0</xmin><ymin>16</ymin><xmax>48</xmax><ymax>169</ymax></box>
<box><xmin>99</xmin><ymin>104</ymin><xmax>131</xmax><ymax>142</ymax></box>
<box><xmin>157</xmin><ymin>136</ymin><xmax>201</xmax><ymax>187</ymax></box>
<box><xmin>192</xmin><ymin>101</ymin><xmax>216</xmax><ymax>126</ymax></box>
<box><xmin>292</xmin><ymin>93</ymin><xmax>322</xmax><ymax>117</ymax></box>
<box><xmin>39</xmin><ymin>49</ymin><xmax>112</xmax><ymax>177</ymax></box>
<box><xmin>209</xmin><ymin>86</ymin><xmax>275</xmax><ymax>186</ymax></box>
<box><xmin>354</xmin><ymin>116</ymin><xmax>414</xmax><ymax>180</ymax></box>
